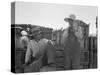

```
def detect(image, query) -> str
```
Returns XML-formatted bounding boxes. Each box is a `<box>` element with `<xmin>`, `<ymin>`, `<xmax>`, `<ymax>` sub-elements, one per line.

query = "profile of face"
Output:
<box><xmin>73</xmin><ymin>21</ymin><xmax>79</xmax><ymax>31</ymax></box>
<box><xmin>73</xmin><ymin>24</ymin><xmax>78</xmax><ymax>31</ymax></box>
<box><xmin>35</xmin><ymin>32</ymin><xmax>42</xmax><ymax>40</ymax></box>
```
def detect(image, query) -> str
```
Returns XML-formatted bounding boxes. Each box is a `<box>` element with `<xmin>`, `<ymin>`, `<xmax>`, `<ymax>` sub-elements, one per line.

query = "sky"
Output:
<box><xmin>15</xmin><ymin>2</ymin><xmax>98</xmax><ymax>35</ymax></box>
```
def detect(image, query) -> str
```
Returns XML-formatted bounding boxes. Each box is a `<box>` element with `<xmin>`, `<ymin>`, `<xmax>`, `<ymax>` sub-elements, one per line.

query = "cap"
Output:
<box><xmin>31</xmin><ymin>27</ymin><xmax>42</xmax><ymax>36</ymax></box>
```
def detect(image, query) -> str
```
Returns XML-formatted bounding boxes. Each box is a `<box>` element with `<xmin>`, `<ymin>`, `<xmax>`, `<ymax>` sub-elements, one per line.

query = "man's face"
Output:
<box><xmin>73</xmin><ymin>25</ymin><xmax>78</xmax><ymax>31</ymax></box>
<box><xmin>73</xmin><ymin>22</ymin><xmax>78</xmax><ymax>31</ymax></box>
<box><xmin>35</xmin><ymin>32</ymin><xmax>42</xmax><ymax>40</ymax></box>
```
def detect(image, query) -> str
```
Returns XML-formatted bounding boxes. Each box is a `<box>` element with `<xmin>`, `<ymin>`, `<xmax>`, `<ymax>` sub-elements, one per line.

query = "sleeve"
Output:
<box><xmin>20</xmin><ymin>36</ymin><xmax>28</xmax><ymax>48</ymax></box>
<box><xmin>24</xmin><ymin>37</ymin><xmax>29</xmax><ymax>44</ymax></box>
<box><xmin>46</xmin><ymin>40</ymin><xmax>56</xmax><ymax>64</ymax></box>
<box><xmin>25</xmin><ymin>42</ymin><xmax>32</xmax><ymax>63</ymax></box>
<box><xmin>61</xmin><ymin>28</ymin><xmax>69</xmax><ymax>46</ymax></box>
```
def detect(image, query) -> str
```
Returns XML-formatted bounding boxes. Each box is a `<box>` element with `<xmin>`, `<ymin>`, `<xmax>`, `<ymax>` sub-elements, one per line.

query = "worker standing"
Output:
<box><xmin>61</xmin><ymin>14</ymin><xmax>83</xmax><ymax>70</ymax></box>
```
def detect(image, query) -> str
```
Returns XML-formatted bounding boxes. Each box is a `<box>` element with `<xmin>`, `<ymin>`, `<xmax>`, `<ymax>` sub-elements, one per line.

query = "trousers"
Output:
<box><xmin>64</xmin><ymin>35</ymin><xmax>81</xmax><ymax>70</ymax></box>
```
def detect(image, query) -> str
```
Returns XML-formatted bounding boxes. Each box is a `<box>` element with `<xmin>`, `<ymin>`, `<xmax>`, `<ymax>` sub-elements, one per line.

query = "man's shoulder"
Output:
<box><xmin>39</xmin><ymin>38</ymin><xmax>53</xmax><ymax>46</ymax></box>
<box><xmin>40</xmin><ymin>38</ymin><xmax>49</xmax><ymax>43</ymax></box>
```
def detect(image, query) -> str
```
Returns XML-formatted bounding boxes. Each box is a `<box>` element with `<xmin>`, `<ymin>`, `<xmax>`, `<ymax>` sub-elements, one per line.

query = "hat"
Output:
<box><xmin>69</xmin><ymin>14</ymin><xmax>76</xmax><ymax>20</ymax></box>
<box><xmin>31</xmin><ymin>27</ymin><xmax>41</xmax><ymax>33</ymax></box>
<box><xmin>31</xmin><ymin>27</ymin><xmax>42</xmax><ymax>36</ymax></box>
<box><xmin>21</xmin><ymin>30</ymin><xmax>28</xmax><ymax>36</ymax></box>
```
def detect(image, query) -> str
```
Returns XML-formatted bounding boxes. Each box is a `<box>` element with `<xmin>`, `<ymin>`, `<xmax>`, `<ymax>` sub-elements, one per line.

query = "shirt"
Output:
<box><xmin>61</xmin><ymin>28</ymin><xmax>69</xmax><ymax>46</ymax></box>
<box><xmin>61</xmin><ymin>18</ymin><xmax>83</xmax><ymax>46</ymax></box>
<box><xmin>25</xmin><ymin>38</ymin><xmax>49</xmax><ymax>63</ymax></box>
<box><xmin>20</xmin><ymin>36</ymin><xmax>29</xmax><ymax>49</ymax></box>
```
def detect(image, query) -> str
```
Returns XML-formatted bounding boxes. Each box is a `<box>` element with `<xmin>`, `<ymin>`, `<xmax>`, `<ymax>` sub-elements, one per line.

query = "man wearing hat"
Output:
<box><xmin>24</xmin><ymin>27</ymin><xmax>56</xmax><ymax>72</ymax></box>
<box><xmin>61</xmin><ymin>14</ymin><xmax>83</xmax><ymax>70</ymax></box>
<box><xmin>20</xmin><ymin>30</ymin><xmax>29</xmax><ymax>63</ymax></box>
<box><xmin>20</xmin><ymin>30</ymin><xmax>29</xmax><ymax>49</ymax></box>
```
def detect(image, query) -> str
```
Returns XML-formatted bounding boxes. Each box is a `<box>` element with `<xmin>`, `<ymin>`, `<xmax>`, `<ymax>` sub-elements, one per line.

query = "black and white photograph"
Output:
<box><xmin>11</xmin><ymin>2</ymin><xmax>98</xmax><ymax>73</ymax></box>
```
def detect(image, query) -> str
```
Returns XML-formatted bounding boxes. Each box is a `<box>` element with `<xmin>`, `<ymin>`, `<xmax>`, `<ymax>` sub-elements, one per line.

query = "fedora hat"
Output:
<box><xmin>69</xmin><ymin>14</ymin><xmax>76</xmax><ymax>20</ymax></box>
<box><xmin>30</xmin><ymin>27</ymin><xmax>42</xmax><ymax>36</ymax></box>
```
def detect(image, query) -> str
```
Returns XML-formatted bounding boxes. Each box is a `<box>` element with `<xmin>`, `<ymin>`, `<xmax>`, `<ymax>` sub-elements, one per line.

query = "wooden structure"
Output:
<box><xmin>12</xmin><ymin>22</ymin><xmax>97</xmax><ymax>72</ymax></box>
<box><xmin>88</xmin><ymin>36</ymin><xmax>97</xmax><ymax>68</ymax></box>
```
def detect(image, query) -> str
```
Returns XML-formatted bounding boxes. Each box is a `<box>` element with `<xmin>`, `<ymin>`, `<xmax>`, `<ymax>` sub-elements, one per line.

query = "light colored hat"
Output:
<box><xmin>21</xmin><ymin>30</ymin><xmax>28</xmax><ymax>36</ymax></box>
<box><xmin>69</xmin><ymin>14</ymin><xmax>76</xmax><ymax>20</ymax></box>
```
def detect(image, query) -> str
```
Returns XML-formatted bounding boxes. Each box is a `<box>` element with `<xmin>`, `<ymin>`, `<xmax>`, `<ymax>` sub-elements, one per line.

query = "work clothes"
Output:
<box><xmin>24</xmin><ymin>38</ymin><xmax>56</xmax><ymax>72</ymax></box>
<box><xmin>20</xmin><ymin>36</ymin><xmax>29</xmax><ymax>49</ymax></box>
<box><xmin>62</xmin><ymin>18</ymin><xmax>82</xmax><ymax>70</ymax></box>
<box><xmin>64</xmin><ymin>27</ymin><xmax>81</xmax><ymax>70</ymax></box>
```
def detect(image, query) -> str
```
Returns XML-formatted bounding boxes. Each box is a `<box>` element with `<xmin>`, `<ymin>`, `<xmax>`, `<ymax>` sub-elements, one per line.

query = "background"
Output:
<box><xmin>15</xmin><ymin>2</ymin><xmax>97</xmax><ymax>35</ymax></box>
<box><xmin>0</xmin><ymin>0</ymin><xmax>99</xmax><ymax>75</ymax></box>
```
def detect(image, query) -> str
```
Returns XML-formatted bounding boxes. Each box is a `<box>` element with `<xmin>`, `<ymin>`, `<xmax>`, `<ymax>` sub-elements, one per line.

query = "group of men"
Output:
<box><xmin>19</xmin><ymin>14</ymin><xmax>83</xmax><ymax>72</ymax></box>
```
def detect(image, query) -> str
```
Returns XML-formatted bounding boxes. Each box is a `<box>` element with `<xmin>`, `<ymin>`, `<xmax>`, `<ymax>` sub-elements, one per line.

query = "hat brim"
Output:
<box><xmin>30</xmin><ymin>31</ymin><xmax>42</xmax><ymax>36</ymax></box>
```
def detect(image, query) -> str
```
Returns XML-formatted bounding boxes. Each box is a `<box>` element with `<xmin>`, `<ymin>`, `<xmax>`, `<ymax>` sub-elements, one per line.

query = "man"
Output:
<box><xmin>61</xmin><ymin>14</ymin><xmax>83</xmax><ymax>70</ymax></box>
<box><xmin>20</xmin><ymin>30</ymin><xmax>29</xmax><ymax>49</ymax></box>
<box><xmin>24</xmin><ymin>27</ymin><xmax>56</xmax><ymax>72</ymax></box>
<box><xmin>18</xmin><ymin>30</ymin><xmax>29</xmax><ymax>72</ymax></box>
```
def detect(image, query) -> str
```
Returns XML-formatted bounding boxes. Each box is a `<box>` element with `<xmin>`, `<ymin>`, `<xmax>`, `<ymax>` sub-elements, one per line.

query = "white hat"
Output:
<box><xmin>21</xmin><ymin>30</ymin><xmax>28</xmax><ymax>36</ymax></box>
